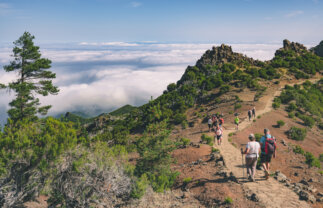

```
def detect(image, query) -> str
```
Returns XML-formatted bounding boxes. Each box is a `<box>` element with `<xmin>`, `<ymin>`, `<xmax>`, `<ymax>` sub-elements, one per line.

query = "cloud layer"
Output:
<box><xmin>0</xmin><ymin>42</ymin><xmax>283</xmax><ymax>123</ymax></box>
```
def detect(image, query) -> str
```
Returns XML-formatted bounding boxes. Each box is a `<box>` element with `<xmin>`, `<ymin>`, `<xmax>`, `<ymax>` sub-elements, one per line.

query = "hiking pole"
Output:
<box><xmin>241</xmin><ymin>148</ymin><xmax>245</xmax><ymax>179</ymax></box>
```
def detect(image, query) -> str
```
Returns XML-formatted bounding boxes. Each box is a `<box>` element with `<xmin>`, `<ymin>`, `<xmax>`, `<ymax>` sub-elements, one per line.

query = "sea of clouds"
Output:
<box><xmin>0</xmin><ymin>42</ymin><xmax>284</xmax><ymax>124</ymax></box>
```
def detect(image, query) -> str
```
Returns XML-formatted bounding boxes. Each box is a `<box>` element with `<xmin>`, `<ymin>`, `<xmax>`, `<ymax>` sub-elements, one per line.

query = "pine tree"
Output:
<box><xmin>2</xmin><ymin>32</ymin><xmax>59</xmax><ymax>122</ymax></box>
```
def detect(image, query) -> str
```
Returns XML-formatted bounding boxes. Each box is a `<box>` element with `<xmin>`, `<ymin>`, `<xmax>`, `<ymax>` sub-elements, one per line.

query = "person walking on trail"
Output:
<box><xmin>260</xmin><ymin>128</ymin><xmax>277</xmax><ymax>179</ymax></box>
<box><xmin>208</xmin><ymin>117</ymin><xmax>213</xmax><ymax>132</ymax></box>
<box><xmin>248</xmin><ymin>110</ymin><xmax>252</xmax><ymax>121</ymax></box>
<box><xmin>252</xmin><ymin>107</ymin><xmax>256</xmax><ymax>118</ymax></box>
<box><xmin>219</xmin><ymin>116</ymin><xmax>224</xmax><ymax>127</ymax></box>
<box><xmin>242</xmin><ymin>134</ymin><xmax>261</xmax><ymax>182</ymax></box>
<box><xmin>234</xmin><ymin>116</ymin><xmax>239</xmax><ymax>130</ymax></box>
<box><xmin>214</xmin><ymin>124</ymin><xmax>223</xmax><ymax>145</ymax></box>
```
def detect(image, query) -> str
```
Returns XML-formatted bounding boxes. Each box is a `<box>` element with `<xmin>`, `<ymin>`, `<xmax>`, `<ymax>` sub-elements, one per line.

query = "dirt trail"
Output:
<box><xmin>209</xmin><ymin>80</ymin><xmax>321</xmax><ymax>208</ymax></box>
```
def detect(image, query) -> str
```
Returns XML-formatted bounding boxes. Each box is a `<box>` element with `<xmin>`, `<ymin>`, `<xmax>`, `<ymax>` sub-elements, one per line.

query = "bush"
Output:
<box><xmin>183</xmin><ymin>177</ymin><xmax>192</xmax><ymax>184</ymax></box>
<box><xmin>288</xmin><ymin>112</ymin><xmax>295</xmax><ymax>118</ymax></box>
<box><xmin>319</xmin><ymin>154</ymin><xmax>323</xmax><ymax>162</ymax></box>
<box><xmin>228</xmin><ymin>133</ymin><xmax>234</xmax><ymax>137</ymax></box>
<box><xmin>286</xmin><ymin>103</ymin><xmax>297</xmax><ymax>112</ymax></box>
<box><xmin>293</xmin><ymin>145</ymin><xmax>305</xmax><ymax>155</ymax></box>
<box><xmin>253</xmin><ymin>119</ymin><xmax>256</xmax><ymax>122</ymax></box>
<box><xmin>180</xmin><ymin>138</ymin><xmax>190</xmax><ymax>146</ymax></box>
<box><xmin>276</xmin><ymin>120</ymin><xmax>285</xmax><ymax>127</ymax></box>
<box><xmin>234</xmin><ymin>103</ymin><xmax>242</xmax><ymax>110</ymax></box>
<box><xmin>318</xmin><ymin>122</ymin><xmax>323</xmax><ymax>130</ymax></box>
<box><xmin>219</xmin><ymin>85</ymin><xmax>231</xmax><ymax>94</ymax></box>
<box><xmin>298</xmin><ymin>115</ymin><xmax>315</xmax><ymax>128</ymax></box>
<box><xmin>272</xmin><ymin>102</ymin><xmax>280</xmax><ymax>109</ymax></box>
<box><xmin>131</xmin><ymin>174</ymin><xmax>149</xmax><ymax>199</ymax></box>
<box><xmin>288</xmin><ymin>127</ymin><xmax>307</xmax><ymax>141</ymax></box>
<box><xmin>212</xmin><ymin>147</ymin><xmax>220</xmax><ymax>153</ymax></box>
<box><xmin>257</xmin><ymin>115</ymin><xmax>261</xmax><ymax>119</ymax></box>
<box><xmin>224</xmin><ymin>197</ymin><xmax>233</xmax><ymax>204</ymax></box>
<box><xmin>201</xmin><ymin>134</ymin><xmax>213</xmax><ymax>146</ymax></box>
<box><xmin>305</xmin><ymin>152</ymin><xmax>321</xmax><ymax>168</ymax></box>
<box><xmin>254</xmin><ymin>133</ymin><xmax>262</xmax><ymax>142</ymax></box>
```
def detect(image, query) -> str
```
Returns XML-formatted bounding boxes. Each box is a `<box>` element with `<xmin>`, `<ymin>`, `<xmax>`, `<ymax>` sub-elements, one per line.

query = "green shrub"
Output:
<box><xmin>219</xmin><ymin>85</ymin><xmax>231</xmax><ymax>94</ymax></box>
<box><xmin>229</xmin><ymin>111</ymin><xmax>233</xmax><ymax>114</ymax></box>
<box><xmin>272</xmin><ymin>102</ymin><xmax>280</xmax><ymax>109</ymax></box>
<box><xmin>253</xmin><ymin>119</ymin><xmax>256</xmax><ymax>122</ymax></box>
<box><xmin>131</xmin><ymin>174</ymin><xmax>149</xmax><ymax>199</ymax></box>
<box><xmin>319</xmin><ymin>154</ymin><xmax>323</xmax><ymax>162</ymax></box>
<box><xmin>234</xmin><ymin>103</ymin><xmax>242</xmax><ymax>110</ymax></box>
<box><xmin>318</xmin><ymin>122</ymin><xmax>323</xmax><ymax>130</ymax></box>
<box><xmin>288</xmin><ymin>112</ymin><xmax>295</xmax><ymax>118</ymax></box>
<box><xmin>277</xmin><ymin>120</ymin><xmax>285</xmax><ymax>127</ymax></box>
<box><xmin>224</xmin><ymin>197</ymin><xmax>233</xmax><ymax>204</ymax></box>
<box><xmin>228</xmin><ymin>133</ymin><xmax>233</xmax><ymax>137</ymax></box>
<box><xmin>286</xmin><ymin>103</ymin><xmax>297</xmax><ymax>112</ymax></box>
<box><xmin>255</xmin><ymin>133</ymin><xmax>262</xmax><ymax>142</ymax></box>
<box><xmin>305</xmin><ymin>152</ymin><xmax>321</xmax><ymax>168</ymax></box>
<box><xmin>201</xmin><ymin>134</ymin><xmax>213</xmax><ymax>146</ymax></box>
<box><xmin>293</xmin><ymin>145</ymin><xmax>305</xmax><ymax>155</ymax></box>
<box><xmin>288</xmin><ymin>127</ymin><xmax>307</xmax><ymax>141</ymax></box>
<box><xmin>212</xmin><ymin>147</ymin><xmax>220</xmax><ymax>153</ymax></box>
<box><xmin>183</xmin><ymin>177</ymin><xmax>192</xmax><ymax>184</ymax></box>
<box><xmin>298</xmin><ymin>115</ymin><xmax>315</xmax><ymax>128</ymax></box>
<box><xmin>257</xmin><ymin>115</ymin><xmax>261</xmax><ymax>119</ymax></box>
<box><xmin>180</xmin><ymin>138</ymin><xmax>190</xmax><ymax>146</ymax></box>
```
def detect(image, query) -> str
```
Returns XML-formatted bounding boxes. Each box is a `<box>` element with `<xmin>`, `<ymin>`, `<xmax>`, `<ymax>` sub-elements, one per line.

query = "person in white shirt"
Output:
<box><xmin>242</xmin><ymin>133</ymin><xmax>261</xmax><ymax>182</ymax></box>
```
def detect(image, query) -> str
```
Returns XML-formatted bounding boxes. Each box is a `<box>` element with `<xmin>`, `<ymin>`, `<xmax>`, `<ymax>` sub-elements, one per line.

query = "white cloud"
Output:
<box><xmin>0</xmin><ymin>42</ymin><xmax>289</xmax><ymax>121</ymax></box>
<box><xmin>285</xmin><ymin>10</ymin><xmax>304</xmax><ymax>18</ymax></box>
<box><xmin>130</xmin><ymin>2</ymin><xmax>142</xmax><ymax>8</ymax></box>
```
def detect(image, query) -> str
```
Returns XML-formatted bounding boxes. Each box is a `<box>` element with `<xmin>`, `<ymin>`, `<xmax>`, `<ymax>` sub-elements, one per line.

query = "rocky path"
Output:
<box><xmin>210</xmin><ymin>85</ymin><xmax>312</xmax><ymax>208</ymax></box>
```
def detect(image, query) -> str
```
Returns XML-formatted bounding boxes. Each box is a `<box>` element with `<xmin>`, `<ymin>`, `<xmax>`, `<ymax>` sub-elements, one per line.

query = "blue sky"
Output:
<box><xmin>0</xmin><ymin>0</ymin><xmax>322</xmax><ymax>44</ymax></box>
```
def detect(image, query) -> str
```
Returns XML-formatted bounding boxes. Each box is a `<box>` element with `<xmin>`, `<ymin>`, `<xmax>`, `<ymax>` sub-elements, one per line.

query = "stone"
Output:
<box><xmin>317</xmin><ymin>197</ymin><xmax>323</xmax><ymax>202</ymax></box>
<box><xmin>217</xmin><ymin>161</ymin><xmax>224</xmax><ymax>167</ymax></box>
<box><xmin>281</xmin><ymin>139</ymin><xmax>287</xmax><ymax>146</ymax></box>
<box><xmin>299</xmin><ymin>179</ymin><xmax>309</xmax><ymax>186</ymax></box>
<box><xmin>294</xmin><ymin>172</ymin><xmax>298</xmax><ymax>176</ymax></box>
<box><xmin>274</xmin><ymin>170</ymin><xmax>287</xmax><ymax>183</ymax></box>
<box><xmin>299</xmin><ymin>191</ymin><xmax>316</xmax><ymax>203</ymax></box>
<box><xmin>308</xmin><ymin>178</ymin><xmax>318</xmax><ymax>183</ymax></box>
<box><xmin>318</xmin><ymin>192</ymin><xmax>323</xmax><ymax>197</ymax></box>
<box><xmin>250</xmin><ymin>193</ymin><xmax>259</xmax><ymax>202</ymax></box>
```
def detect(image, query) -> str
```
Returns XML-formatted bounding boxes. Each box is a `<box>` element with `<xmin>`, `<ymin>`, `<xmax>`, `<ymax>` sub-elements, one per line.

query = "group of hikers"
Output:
<box><xmin>206</xmin><ymin>106</ymin><xmax>277</xmax><ymax>182</ymax></box>
<box><xmin>241</xmin><ymin>128</ymin><xmax>276</xmax><ymax>182</ymax></box>
<box><xmin>208</xmin><ymin>114</ymin><xmax>224</xmax><ymax>145</ymax></box>
<box><xmin>248</xmin><ymin>107</ymin><xmax>256</xmax><ymax>121</ymax></box>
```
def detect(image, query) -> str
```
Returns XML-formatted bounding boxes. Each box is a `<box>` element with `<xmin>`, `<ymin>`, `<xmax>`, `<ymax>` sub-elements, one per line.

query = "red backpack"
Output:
<box><xmin>219</xmin><ymin>118</ymin><xmax>224</xmax><ymax>124</ymax></box>
<box><xmin>265</xmin><ymin>136</ymin><xmax>276</xmax><ymax>155</ymax></box>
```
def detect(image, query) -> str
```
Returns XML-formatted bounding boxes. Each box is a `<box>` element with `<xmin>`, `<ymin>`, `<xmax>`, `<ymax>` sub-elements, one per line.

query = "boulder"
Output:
<box><xmin>299</xmin><ymin>191</ymin><xmax>316</xmax><ymax>203</ymax></box>
<box><xmin>274</xmin><ymin>170</ymin><xmax>287</xmax><ymax>183</ymax></box>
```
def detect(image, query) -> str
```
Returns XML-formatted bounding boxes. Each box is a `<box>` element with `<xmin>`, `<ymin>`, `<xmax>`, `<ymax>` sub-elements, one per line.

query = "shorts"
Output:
<box><xmin>216</xmin><ymin>135</ymin><xmax>222</xmax><ymax>140</ymax></box>
<box><xmin>260</xmin><ymin>153</ymin><xmax>272</xmax><ymax>163</ymax></box>
<box><xmin>208</xmin><ymin>124</ymin><xmax>212</xmax><ymax>128</ymax></box>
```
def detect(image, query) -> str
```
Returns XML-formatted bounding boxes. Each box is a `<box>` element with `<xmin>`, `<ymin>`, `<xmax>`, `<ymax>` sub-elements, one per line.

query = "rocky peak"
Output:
<box><xmin>282</xmin><ymin>39</ymin><xmax>307</xmax><ymax>53</ymax></box>
<box><xmin>195</xmin><ymin>44</ymin><xmax>255</xmax><ymax>68</ymax></box>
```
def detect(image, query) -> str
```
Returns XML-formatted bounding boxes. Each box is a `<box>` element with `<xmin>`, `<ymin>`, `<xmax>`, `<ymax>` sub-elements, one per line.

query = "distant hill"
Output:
<box><xmin>109</xmin><ymin>104</ymin><xmax>136</xmax><ymax>116</ymax></box>
<box><xmin>62</xmin><ymin>112</ymin><xmax>94</xmax><ymax>124</ymax></box>
<box><xmin>311</xmin><ymin>40</ymin><xmax>323</xmax><ymax>57</ymax></box>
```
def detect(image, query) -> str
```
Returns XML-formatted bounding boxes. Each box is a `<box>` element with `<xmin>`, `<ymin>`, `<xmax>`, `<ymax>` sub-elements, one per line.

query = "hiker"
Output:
<box><xmin>242</xmin><ymin>134</ymin><xmax>261</xmax><ymax>182</ymax></box>
<box><xmin>219</xmin><ymin>116</ymin><xmax>224</xmax><ymax>128</ymax></box>
<box><xmin>234</xmin><ymin>116</ymin><xmax>239</xmax><ymax>130</ymax></box>
<box><xmin>252</xmin><ymin>107</ymin><xmax>256</xmax><ymax>118</ymax></box>
<box><xmin>248</xmin><ymin>110</ymin><xmax>252</xmax><ymax>121</ymax></box>
<box><xmin>208</xmin><ymin>117</ymin><xmax>213</xmax><ymax>132</ymax></box>
<box><xmin>214</xmin><ymin>124</ymin><xmax>223</xmax><ymax>145</ymax></box>
<box><xmin>260</xmin><ymin>128</ymin><xmax>276</xmax><ymax>179</ymax></box>
<box><xmin>213</xmin><ymin>116</ymin><xmax>218</xmax><ymax>128</ymax></box>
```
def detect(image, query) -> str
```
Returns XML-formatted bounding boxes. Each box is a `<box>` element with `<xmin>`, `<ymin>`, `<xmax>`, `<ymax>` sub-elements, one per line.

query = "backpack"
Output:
<box><xmin>219</xmin><ymin>118</ymin><xmax>224</xmax><ymax>124</ymax></box>
<box><xmin>248</xmin><ymin>110</ymin><xmax>252</xmax><ymax>116</ymax></box>
<box><xmin>265</xmin><ymin>136</ymin><xmax>276</xmax><ymax>155</ymax></box>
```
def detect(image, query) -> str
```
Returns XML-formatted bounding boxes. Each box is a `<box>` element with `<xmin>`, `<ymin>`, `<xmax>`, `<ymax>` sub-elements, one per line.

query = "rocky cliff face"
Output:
<box><xmin>311</xmin><ymin>40</ymin><xmax>323</xmax><ymax>57</ymax></box>
<box><xmin>195</xmin><ymin>44</ymin><xmax>257</xmax><ymax>68</ymax></box>
<box><xmin>275</xmin><ymin>39</ymin><xmax>308</xmax><ymax>56</ymax></box>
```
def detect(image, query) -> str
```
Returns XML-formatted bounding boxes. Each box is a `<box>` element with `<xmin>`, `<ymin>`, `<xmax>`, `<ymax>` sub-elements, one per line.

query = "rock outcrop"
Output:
<box><xmin>275</xmin><ymin>39</ymin><xmax>308</xmax><ymax>57</ymax></box>
<box><xmin>195</xmin><ymin>44</ymin><xmax>258</xmax><ymax>68</ymax></box>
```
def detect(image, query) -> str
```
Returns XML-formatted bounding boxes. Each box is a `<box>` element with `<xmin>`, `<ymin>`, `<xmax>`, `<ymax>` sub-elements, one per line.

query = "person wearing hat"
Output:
<box><xmin>242</xmin><ymin>133</ymin><xmax>261</xmax><ymax>182</ymax></box>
